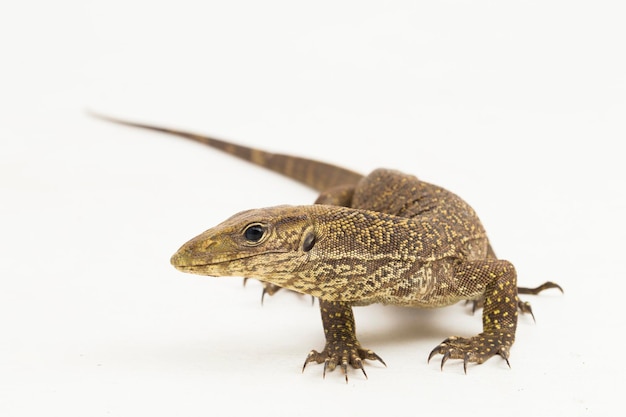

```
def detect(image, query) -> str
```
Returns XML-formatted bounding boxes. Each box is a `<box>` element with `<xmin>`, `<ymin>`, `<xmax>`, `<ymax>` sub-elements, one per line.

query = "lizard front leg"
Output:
<box><xmin>429</xmin><ymin>260</ymin><xmax>519</xmax><ymax>372</ymax></box>
<box><xmin>302</xmin><ymin>300</ymin><xmax>385</xmax><ymax>382</ymax></box>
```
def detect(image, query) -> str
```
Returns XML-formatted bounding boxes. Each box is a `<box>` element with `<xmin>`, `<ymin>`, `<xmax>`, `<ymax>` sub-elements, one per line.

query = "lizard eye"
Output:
<box><xmin>243</xmin><ymin>224</ymin><xmax>266</xmax><ymax>243</ymax></box>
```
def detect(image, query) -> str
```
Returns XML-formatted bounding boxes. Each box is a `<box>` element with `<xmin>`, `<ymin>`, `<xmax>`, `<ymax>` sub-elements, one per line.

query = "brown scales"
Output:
<box><xmin>95</xmin><ymin>113</ymin><xmax>563</xmax><ymax>382</ymax></box>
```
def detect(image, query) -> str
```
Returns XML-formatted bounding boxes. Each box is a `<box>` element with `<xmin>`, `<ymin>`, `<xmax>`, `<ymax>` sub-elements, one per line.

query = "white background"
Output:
<box><xmin>1</xmin><ymin>1</ymin><xmax>624</xmax><ymax>416</ymax></box>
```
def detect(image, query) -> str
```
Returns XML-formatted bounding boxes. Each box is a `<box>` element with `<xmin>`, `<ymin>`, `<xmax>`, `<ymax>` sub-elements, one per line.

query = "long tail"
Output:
<box><xmin>91</xmin><ymin>113</ymin><xmax>363</xmax><ymax>192</ymax></box>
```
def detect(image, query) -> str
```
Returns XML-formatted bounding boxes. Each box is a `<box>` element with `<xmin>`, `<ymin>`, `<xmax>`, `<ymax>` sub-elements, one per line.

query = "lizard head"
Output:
<box><xmin>170</xmin><ymin>204</ymin><xmax>420</xmax><ymax>302</ymax></box>
<box><xmin>170</xmin><ymin>205</ymin><xmax>320</xmax><ymax>282</ymax></box>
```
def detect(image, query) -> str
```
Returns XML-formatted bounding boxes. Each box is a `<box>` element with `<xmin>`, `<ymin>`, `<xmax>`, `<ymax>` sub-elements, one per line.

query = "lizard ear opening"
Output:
<box><xmin>302</xmin><ymin>231</ymin><xmax>316</xmax><ymax>252</ymax></box>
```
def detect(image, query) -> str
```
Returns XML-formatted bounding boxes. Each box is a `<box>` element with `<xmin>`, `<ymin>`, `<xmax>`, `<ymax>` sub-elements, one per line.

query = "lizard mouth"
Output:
<box><xmin>170</xmin><ymin>250</ymin><xmax>290</xmax><ymax>275</ymax></box>
<box><xmin>172</xmin><ymin>265</ymin><xmax>221</xmax><ymax>276</ymax></box>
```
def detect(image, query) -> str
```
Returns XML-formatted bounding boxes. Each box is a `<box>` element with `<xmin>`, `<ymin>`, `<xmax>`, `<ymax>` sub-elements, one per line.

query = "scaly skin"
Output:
<box><xmin>170</xmin><ymin>174</ymin><xmax>521</xmax><ymax>377</ymax></box>
<box><xmin>95</xmin><ymin>114</ymin><xmax>562</xmax><ymax>381</ymax></box>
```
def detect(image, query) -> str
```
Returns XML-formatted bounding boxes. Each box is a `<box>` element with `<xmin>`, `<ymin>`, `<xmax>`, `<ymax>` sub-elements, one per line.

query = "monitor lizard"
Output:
<box><xmin>94</xmin><ymin>114</ymin><xmax>562</xmax><ymax>382</ymax></box>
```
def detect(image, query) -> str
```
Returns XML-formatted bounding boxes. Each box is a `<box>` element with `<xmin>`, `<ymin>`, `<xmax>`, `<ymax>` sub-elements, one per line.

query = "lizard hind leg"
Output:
<box><xmin>302</xmin><ymin>300</ymin><xmax>385</xmax><ymax>383</ymax></box>
<box><xmin>514</xmin><ymin>281</ymin><xmax>564</xmax><ymax>322</ymax></box>
<box><xmin>518</xmin><ymin>281</ymin><xmax>563</xmax><ymax>295</ymax></box>
<box><xmin>429</xmin><ymin>260</ymin><xmax>519</xmax><ymax>372</ymax></box>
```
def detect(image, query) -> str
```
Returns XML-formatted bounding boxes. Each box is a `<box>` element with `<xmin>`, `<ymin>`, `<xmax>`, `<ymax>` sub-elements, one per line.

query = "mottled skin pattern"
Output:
<box><xmin>96</xmin><ymin>114</ymin><xmax>561</xmax><ymax>381</ymax></box>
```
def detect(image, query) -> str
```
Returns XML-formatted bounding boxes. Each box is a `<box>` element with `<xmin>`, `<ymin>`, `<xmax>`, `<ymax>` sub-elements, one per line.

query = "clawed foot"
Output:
<box><xmin>428</xmin><ymin>332</ymin><xmax>514</xmax><ymax>373</ymax></box>
<box><xmin>302</xmin><ymin>343</ymin><xmax>386</xmax><ymax>383</ymax></box>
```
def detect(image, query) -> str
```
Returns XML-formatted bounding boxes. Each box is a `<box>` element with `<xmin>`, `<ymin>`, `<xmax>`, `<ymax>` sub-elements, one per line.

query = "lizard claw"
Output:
<box><xmin>517</xmin><ymin>300</ymin><xmax>536</xmax><ymax>322</ymax></box>
<box><xmin>428</xmin><ymin>332</ymin><xmax>514</xmax><ymax>372</ymax></box>
<box><xmin>302</xmin><ymin>346</ymin><xmax>384</xmax><ymax>383</ymax></box>
<box><xmin>245</xmin><ymin>279</ymin><xmax>315</xmax><ymax>305</ymax></box>
<box><xmin>428</xmin><ymin>336</ymin><xmax>454</xmax><ymax>364</ymax></box>
<box><xmin>440</xmin><ymin>350</ymin><xmax>451</xmax><ymax>370</ymax></box>
<box><xmin>514</xmin><ymin>281</ymin><xmax>563</xmax><ymax>321</ymax></box>
<box><xmin>428</xmin><ymin>342</ymin><xmax>469</xmax><ymax>373</ymax></box>
<box><xmin>463</xmin><ymin>352</ymin><xmax>470</xmax><ymax>374</ymax></box>
<box><xmin>243</xmin><ymin>278</ymin><xmax>282</xmax><ymax>304</ymax></box>
<box><xmin>498</xmin><ymin>348</ymin><xmax>511</xmax><ymax>368</ymax></box>
<box><xmin>260</xmin><ymin>283</ymin><xmax>282</xmax><ymax>305</ymax></box>
<box><xmin>464</xmin><ymin>299</ymin><xmax>482</xmax><ymax>315</ymax></box>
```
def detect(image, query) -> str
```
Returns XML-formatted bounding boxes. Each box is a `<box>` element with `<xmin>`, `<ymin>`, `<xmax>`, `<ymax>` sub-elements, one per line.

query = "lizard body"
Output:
<box><xmin>96</xmin><ymin>114</ymin><xmax>561</xmax><ymax>380</ymax></box>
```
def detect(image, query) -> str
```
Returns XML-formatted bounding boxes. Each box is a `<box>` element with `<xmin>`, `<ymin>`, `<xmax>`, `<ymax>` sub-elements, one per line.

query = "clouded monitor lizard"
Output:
<box><xmin>96</xmin><ymin>114</ymin><xmax>561</xmax><ymax>381</ymax></box>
